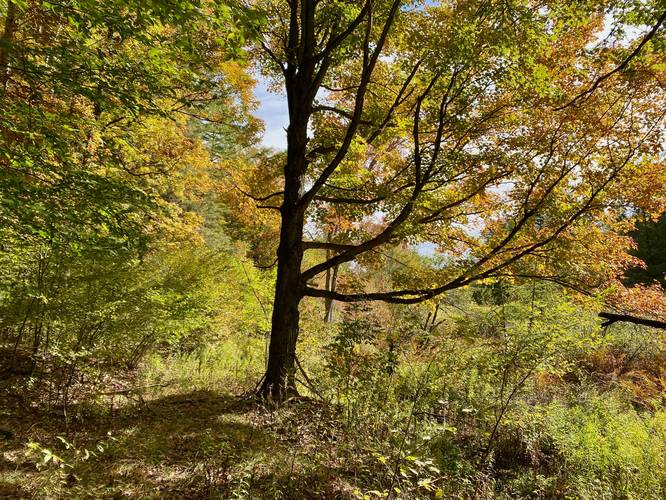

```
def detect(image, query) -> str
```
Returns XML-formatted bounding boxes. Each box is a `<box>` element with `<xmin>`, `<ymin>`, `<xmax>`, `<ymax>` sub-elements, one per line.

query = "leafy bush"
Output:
<box><xmin>540</xmin><ymin>395</ymin><xmax>666</xmax><ymax>499</ymax></box>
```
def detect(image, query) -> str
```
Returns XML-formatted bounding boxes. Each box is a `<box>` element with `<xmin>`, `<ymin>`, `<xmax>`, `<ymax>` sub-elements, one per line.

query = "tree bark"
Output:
<box><xmin>259</xmin><ymin>207</ymin><xmax>305</xmax><ymax>399</ymax></box>
<box><xmin>258</xmin><ymin>43</ymin><xmax>313</xmax><ymax>397</ymax></box>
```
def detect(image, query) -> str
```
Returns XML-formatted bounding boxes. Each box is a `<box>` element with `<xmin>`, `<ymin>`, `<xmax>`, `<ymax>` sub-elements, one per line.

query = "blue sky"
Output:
<box><xmin>254</xmin><ymin>77</ymin><xmax>288</xmax><ymax>150</ymax></box>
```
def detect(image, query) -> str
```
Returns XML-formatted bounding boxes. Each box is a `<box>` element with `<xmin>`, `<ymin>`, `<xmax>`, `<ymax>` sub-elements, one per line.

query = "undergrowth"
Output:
<box><xmin>2</xmin><ymin>285</ymin><xmax>665</xmax><ymax>499</ymax></box>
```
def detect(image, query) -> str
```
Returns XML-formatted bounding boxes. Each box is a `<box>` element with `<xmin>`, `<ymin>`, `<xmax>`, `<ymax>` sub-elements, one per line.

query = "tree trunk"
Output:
<box><xmin>258</xmin><ymin>70</ymin><xmax>311</xmax><ymax>399</ymax></box>
<box><xmin>324</xmin><ymin>263</ymin><xmax>338</xmax><ymax>323</ymax></box>
<box><xmin>257</xmin><ymin>1</ymin><xmax>320</xmax><ymax>400</ymax></box>
<box><xmin>0</xmin><ymin>1</ymin><xmax>18</xmax><ymax>91</ymax></box>
<box><xmin>259</xmin><ymin>209</ymin><xmax>305</xmax><ymax>399</ymax></box>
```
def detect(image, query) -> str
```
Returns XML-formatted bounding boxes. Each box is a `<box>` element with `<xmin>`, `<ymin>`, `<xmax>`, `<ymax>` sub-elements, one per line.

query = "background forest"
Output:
<box><xmin>1</xmin><ymin>0</ymin><xmax>666</xmax><ymax>498</ymax></box>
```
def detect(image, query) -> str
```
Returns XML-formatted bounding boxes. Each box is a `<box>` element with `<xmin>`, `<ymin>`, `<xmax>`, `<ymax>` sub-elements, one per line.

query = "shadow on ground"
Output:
<box><xmin>0</xmin><ymin>389</ymin><xmax>353</xmax><ymax>499</ymax></box>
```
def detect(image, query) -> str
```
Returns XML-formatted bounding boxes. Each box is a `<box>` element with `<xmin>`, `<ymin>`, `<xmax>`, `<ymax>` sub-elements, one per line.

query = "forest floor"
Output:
<box><xmin>3</xmin><ymin>339</ymin><xmax>665</xmax><ymax>499</ymax></box>
<box><xmin>0</xmin><ymin>385</ymin><xmax>370</xmax><ymax>499</ymax></box>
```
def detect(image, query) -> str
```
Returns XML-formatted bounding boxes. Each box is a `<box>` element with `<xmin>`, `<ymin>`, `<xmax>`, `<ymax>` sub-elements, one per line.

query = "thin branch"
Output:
<box><xmin>235</xmin><ymin>186</ymin><xmax>284</xmax><ymax>203</ymax></box>
<box><xmin>314</xmin><ymin>194</ymin><xmax>387</xmax><ymax>205</ymax></box>
<box><xmin>315</xmin><ymin>2</ymin><xmax>371</xmax><ymax>62</ymax></box>
<box><xmin>312</xmin><ymin>105</ymin><xmax>374</xmax><ymax>125</ymax></box>
<box><xmin>256</xmin><ymin>257</ymin><xmax>279</xmax><ymax>270</ymax></box>
<box><xmin>366</xmin><ymin>60</ymin><xmax>422</xmax><ymax>144</ymax></box>
<box><xmin>258</xmin><ymin>36</ymin><xmax>287</xmax><ymax>74</ymax></box>
<box><xmin>555</xmin><ymin>9</ymin><xmax>666</xmax><ymax>111</ymax></box>
<box><xmin>306</xmin><ymin>145</ymin><xmax>338</xmax><ymax>159</ymax></box>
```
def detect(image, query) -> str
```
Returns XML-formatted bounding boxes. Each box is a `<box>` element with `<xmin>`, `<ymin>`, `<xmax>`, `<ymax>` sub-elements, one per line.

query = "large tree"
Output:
<box><xmin>243</xmin><ymin>0</ymin><xmax>666</xmax><ymax>399</ymax></box>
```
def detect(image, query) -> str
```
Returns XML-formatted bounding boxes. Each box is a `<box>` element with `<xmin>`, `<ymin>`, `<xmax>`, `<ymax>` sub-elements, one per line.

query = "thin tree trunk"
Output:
<box><xmin>324</xmin><ymin>264</ymin><xmax>338</xmax><ymax>323</ymax></box>
<box><xmin>0</xmin><ymin>1</ymin><xmax>18</xmax><ymax>91</ymax></box>
<box><xmin>324</xmin><ymin>245</ymin><xmax>338</xmax><ymax>323</ymax></box>
<box><xmin>30</xmin><ymin>320</ymin><xmax>43</xmax><ymax>374</ymax></box>
<box><xmin>9</xmin><ymin>297</ymin><xmax>35</xmax><ymax>372</ymax></box>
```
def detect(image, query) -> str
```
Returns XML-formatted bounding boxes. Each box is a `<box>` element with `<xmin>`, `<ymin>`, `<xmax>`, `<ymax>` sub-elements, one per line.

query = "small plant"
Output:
<box><xmin>27</xmin><ymin>433</ymin><xmax>117</xmax><ymax>466</ymax></box>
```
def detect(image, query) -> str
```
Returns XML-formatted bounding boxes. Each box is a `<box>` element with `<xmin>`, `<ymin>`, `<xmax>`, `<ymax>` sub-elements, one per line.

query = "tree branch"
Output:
<box><xmin>315</xmin><ymin>2</ymin><xmax>371</xmax><ymax>62</ymax></box>
<box><xmin>236</xmin><ymin>188</ymin><xmax>284</xmax><ymax>202</ymax></box>
<box><xmin>314</xmin><ymin>194</ymin><xmax>387</xmax><ymax>205</ymax></box>
<box><xmin>555</xmin><ymin>9</ymin><xmax>666</xmax><ymax>111</ymax></box>
<box><xmin>599</xmin><ymin>312</ymin><xmax>666</xmax><ymax>330</ymax></box>
<box><xmin>312</xmin><ymin>105</ymin><xmax>374</xmax><ymax>125</ymax></box>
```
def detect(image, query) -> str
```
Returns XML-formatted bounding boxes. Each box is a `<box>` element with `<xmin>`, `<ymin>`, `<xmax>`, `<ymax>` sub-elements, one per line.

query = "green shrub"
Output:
<box><xmin>539</xmin><ymin>395</ymin><xmax>666</xmax><ymax>499</ymax></box>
